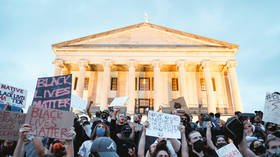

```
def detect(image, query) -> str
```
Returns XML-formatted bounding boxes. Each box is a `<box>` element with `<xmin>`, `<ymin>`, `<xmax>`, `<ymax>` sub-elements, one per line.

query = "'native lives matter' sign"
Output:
<box><xmin>146</xmin><ymin>111</ymin><xmax>181</xmax><ymax>139</ymax></box>
<box><xmin>0</xmin><ymin>111</ymin><xmax>26</xmax><ymax>141</ymax></box>
<box><xmin>263</xmin><ymin>92</ymin><xmax>280</xmax><ymax>124</ymax></box>
<box><xmin>32</xmin><ymin>74</ymin><xmax>72</xmax><ymax>111</ymax></box>
<box><xmin>0</xmin><ymin>83</ymin><xmax>27</xmax><ymax>108</ymax></box>
<box><xmin>25</xmin><ymin>107</ymin><xmax>74</xmax><ymax>139</ymax></box>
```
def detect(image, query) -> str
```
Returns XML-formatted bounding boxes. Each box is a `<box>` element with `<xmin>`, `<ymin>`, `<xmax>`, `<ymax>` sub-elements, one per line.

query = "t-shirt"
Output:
<box><xmin>78</xmin><ymin>140</ymin><xmax>93</xmax><ymax>157</ymax></box>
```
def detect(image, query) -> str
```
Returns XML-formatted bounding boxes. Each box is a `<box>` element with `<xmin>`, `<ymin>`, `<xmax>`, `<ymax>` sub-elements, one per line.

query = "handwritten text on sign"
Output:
<box><xmin>263</xmin><ymin>92</ymin><xmax>280</xmax><ymax>124</ymax></box>
<box><xmin>32</xmin><ymin>74</ymin><xmax>72</xmax><ymax>111</ymax></box>
<box><xmin>146</xmin><ymin>111</ymin><xmax>181</xmax><ymax>139</ymax></box>
<box><xmin>26</xmin><ymin>107</ymin><xmax>74</xmax><ymax>139</ymax></box>
<box><xmin>0</xmin><ymin>83</ymin><xmax>27</xmax><ymax>108</ymax></box>
<box><xmin>216</xmin><ymin>143</ymin><xmax>242</xmax><ymax>157</ymax></box>
<box><xmin>0</xmin><ymin>111</ymin><xmax>26</xmax><ymax>141</ymax></box>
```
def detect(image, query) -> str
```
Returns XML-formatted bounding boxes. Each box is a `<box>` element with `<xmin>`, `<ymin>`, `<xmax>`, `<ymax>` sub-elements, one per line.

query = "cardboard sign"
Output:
<box><xmin>71</xmin><ymin>94</ymin><xmax>87</xmax><ymax>111</ymax></box>
<box><xmin>0</xmin><ymin>111</ymin><xmax>26</xmax><ymax>141</ymax></box>
<box><xmin>216</xmin><ymin>143</ymin><xmax>242</xmax><ymax>157</ymax></box>
<box><xmin>0</xmin><ymin>83</ymin><xmax>27</xmax><ymax>108</ymax></box>
<box><xmin>146</xmin><ymin>111</ymin><xmax>181</xmax><ymax>139</ymax></box>
<box><xmin>263</xmin><ymin>92</ymin><xmax>280</xmax><ymax>124</ymax></box>
<box><xmin>169</xmin><ymin>97</ymin><xmax>189</xmax><ymax>113</ymax></box>
<box><xmin>25</xmin><ymin>107</ymin><xmax>74</xmax><ymax>139</ymax></box>
<box><xmin>32</xmin><ymin>74</ymin><xmax>72</xmax><ymax>111</ymax></box>
<box><xmin>162</xmin><ymin>107</ymin><xmax>172</xmax><ymax>114</ymax></box>
<box><xmin>109</xmin><ymin>96</ymin><xmax>128</xmax><ymax>107</ymax></box>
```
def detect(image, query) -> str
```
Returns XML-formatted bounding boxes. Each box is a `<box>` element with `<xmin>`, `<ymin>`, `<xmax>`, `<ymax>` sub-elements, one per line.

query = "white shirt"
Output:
<box><xmin>78</xmin><ymin>140</ymin><xmax>93</xmax><ymax>157</ymax></box>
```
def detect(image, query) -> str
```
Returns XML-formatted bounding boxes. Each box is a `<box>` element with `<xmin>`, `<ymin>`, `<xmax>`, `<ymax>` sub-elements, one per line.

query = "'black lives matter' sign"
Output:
<box><xmin>32</xmin><ymin>74</ymin><xmax>72</xmax><ymax>111</ymax></box>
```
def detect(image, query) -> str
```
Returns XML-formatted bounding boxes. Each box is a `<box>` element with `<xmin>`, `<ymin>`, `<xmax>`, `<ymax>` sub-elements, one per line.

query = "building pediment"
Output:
<box><xmin>52</xmin><ymin>23</ymin><xmax>238</xmax><ymax>50</ymax></box>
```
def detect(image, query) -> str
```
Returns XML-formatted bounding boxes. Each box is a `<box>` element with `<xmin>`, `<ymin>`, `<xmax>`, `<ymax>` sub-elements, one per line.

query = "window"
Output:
<box><xmin>172</xmin><ymin>78</ymin><xmax>179</xmax><ymax>91</ymax></box>
<box><xmin>212</xmin><ymin>78</ymin><xmax>216</xmax><ymax>91</ymax></box>
<box><xmin>84</xmin><ymin>77</ymin><xmax>89</xmax><ymax>90</ymax></box>
<box><xmin>111</xmin><ymin>78</ymin><xmax>117</xmax><ymax>91</ymax></box>
<box><xmin>135</xmin><ymin>99</ymin><xmax>153</xmax><ymax>114</ymax></box>
<box><xmin>139</xmin><ymin>78</ymin><xmax>150</xmax><ymax>91</ymax></box>
<box><xmin>200</xmin><ymin>78</ymin><xmax>206</xmax><ymax>91</ymax></box>
<box><xmin>151</xmin><ymin>77</ymin><xmax>154</xmax><ymax>91</ymax></box>
<box><xmin>74</xmin><ymin>77</ymin><xmax>78</xmax><ymax>90</ymax></box>
<box><xmin>135</xmin><ymin>77</ymin><xmax>138</xmax><ymax>90</ymax></box>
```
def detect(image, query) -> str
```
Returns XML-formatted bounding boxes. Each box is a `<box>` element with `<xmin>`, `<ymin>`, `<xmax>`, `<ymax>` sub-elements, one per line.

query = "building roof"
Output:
<box><xmin>52</xmin><ymin>22</ymin><xmax>239</xmax><ymax>51</ymax></box>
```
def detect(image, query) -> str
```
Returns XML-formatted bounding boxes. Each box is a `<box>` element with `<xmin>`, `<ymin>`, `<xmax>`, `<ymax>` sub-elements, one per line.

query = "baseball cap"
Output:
<box><xmin>90</xmin><ymin>137</ymin><xmax>119</xmax><ymax>157</ymax></box>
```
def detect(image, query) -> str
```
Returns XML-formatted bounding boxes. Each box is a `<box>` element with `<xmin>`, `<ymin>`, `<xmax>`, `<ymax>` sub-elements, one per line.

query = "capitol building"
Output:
<box><xmin>52</xmin><ymin>22</ymin><xmax>243</xmax><ymax>115</ymax></box>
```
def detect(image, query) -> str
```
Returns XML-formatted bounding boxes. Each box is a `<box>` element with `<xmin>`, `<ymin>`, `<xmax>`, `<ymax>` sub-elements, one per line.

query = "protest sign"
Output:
<box><xmin>162</xmin><ymin>107</ymin><xmax>172</xmax><ymax>114</ymax></box>
<box><xmin>169</xmin><ymin>97</ymin><xmax>189</xmax><ymax>114</ymax></box>
<box><xmin>25</xmin><ymin>106</ymin><xmax>74</xmax><ymax>139</ymax></box>
<box><xmin>32</xmin><ymin>74</ymin><xmax>72</xmax><ymax>111</ymax></box>
<box><xmin>0</xmin><ymin>111</ymin><xmax>26</xmax><ymax>141</ymax></box>
<box><xmin>71</xmin><ymin>94</ymin><xmax>87</xmax><ymax>111</ymax></box>
<box><xmin>109</xmin><ymin>96</ymin><xmax>128</xmax><ymax>107</ymax></box>
<box><xmin>146</xmin><ymin>111</ymin><xmax>181</xmax><ymax>139</ymax></box>
<box><xmin>216</xmin><ymin>143</ymin><xmax>242</xmax><ymax>157</ymax></box>
<box><xmin>0</xmin><ymin>83</ymin><xmax>27</xmax><ymax>108</ymax></box>
<box><xmin>263</xmin><ymin>92</ymin><xmax>280</xmax><ymax>124</ymax></box>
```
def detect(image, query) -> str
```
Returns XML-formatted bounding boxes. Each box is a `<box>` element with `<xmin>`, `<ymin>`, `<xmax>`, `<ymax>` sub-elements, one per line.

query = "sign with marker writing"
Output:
<box><xmin>0</xmin><ymin>111</ymin><xmax>26</xmax><ymax>141</ymax></box>
<box><xmin>216</xmin><ymin>143</ymin><xmax>242</xmax><ymax>157</ymax></box>
<box><xmin>0</xmin><ymin>83</ymin><xmax>27</xmax><ymax>108</ymax></box>
<box><xmin>32</xmin><ymin>74</ymin><xmax>72</xmax><ymax>111</ymax></box>
<box><xmin>263</xmin><ymin>92</ymin><xmax>280</xmax><ymax>124</ymax></box>
<box><xmin>25</xmin><ymin>106</ymin><xmax>74</xmax><ymax>139</ymax></box>
<box><xmin>146</xmin><ymin>111</ymin><xmax>181</xmax><ymax>139</ymax></box>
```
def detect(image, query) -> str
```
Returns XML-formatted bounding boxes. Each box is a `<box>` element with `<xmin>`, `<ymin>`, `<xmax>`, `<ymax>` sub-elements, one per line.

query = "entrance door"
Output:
<box><xmin>135</xmin><ymin>99</ymin><xmax>153</xmax><ymax>114</ymax></box>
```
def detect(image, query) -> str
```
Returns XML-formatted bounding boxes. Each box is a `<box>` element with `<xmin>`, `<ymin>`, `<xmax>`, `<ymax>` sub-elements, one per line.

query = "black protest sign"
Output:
<box><xmin>32</xmin><ymin>74</ymin><xmax>72</xmax><ymax>111</ymax></box>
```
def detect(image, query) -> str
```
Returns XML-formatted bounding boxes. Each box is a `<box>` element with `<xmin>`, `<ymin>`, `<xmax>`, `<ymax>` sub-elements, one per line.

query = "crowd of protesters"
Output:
<box><xmin>0</xmin><ymin>104</ymin><xmax>279</xmax><ymax>157</ymax></box>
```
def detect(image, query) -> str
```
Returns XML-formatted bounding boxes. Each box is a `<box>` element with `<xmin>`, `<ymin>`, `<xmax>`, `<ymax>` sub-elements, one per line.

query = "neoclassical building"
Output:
<box><xmin>52</xmin><ymin>22</ymin><xmax>243</xmax><ymax>115</ymax></box>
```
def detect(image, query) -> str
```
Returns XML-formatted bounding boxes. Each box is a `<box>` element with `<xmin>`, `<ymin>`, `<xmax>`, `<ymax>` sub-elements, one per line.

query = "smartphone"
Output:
<box><xmin>224</xmin><ymin>117</ymin><xmax>243</xmax><ymax>144</ymax></box>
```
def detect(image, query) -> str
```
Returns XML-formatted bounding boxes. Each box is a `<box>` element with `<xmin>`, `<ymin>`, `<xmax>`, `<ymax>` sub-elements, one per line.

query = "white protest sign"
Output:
<box><xmin>0</xmin><ymin>83</ymin><xmax>27</xmax><ymax>108</ymax></box>
<box><xmin>216</xmin><ymin>143</ymin><xmax>242</xmax><ymax>157</ymax></box>
<box><xmin>71</xmin><ymin>94</ymin><xmax>88</xmax><ymax>111</ymax></box>
<box><xmin>109</xmin><ymin>96</ymin><xmax>128</xmax><ymax>107</ymax></box>
<box><xmin>263</xmin><ymin>92</ymin><xmax>280</xmax><ymax>124</ymax></box>
<box><xmin>146</xmin><ymin>111</ymin><xmax>181</xmax><ymax>139</ymax></box>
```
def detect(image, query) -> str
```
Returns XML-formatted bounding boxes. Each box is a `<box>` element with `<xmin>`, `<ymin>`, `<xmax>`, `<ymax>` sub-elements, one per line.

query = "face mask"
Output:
<box><xmin>96</xmin><ymin>127</ymin><xmax>106</xmax><ymax>137</ymax></box>
<box><xmin>254</xmin><ymin>145</ymin><xmax>266</xmax><ymax>155</ymax></box>
<box><xmin>193</xmin><ymin>140</ymin><xmax>204</xmax><ymax>152</ymax></box>
<box><xmin>84</xmin><ymin>125</ymin><xmax>92</xmax><ymax>137</ymax></box>
<box><xmin>216</xmin><ymin>142</ymin><xmax>227</xmax><ymax>149</ymax></box>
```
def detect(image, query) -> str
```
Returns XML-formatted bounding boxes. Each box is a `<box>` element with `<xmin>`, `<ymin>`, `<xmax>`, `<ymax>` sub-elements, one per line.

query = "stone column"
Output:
<box><xmin>201</xmin><ymin>60</ymin><xmax>216</xmax><ymax>113</ymax></box>
<box><xmin>76</xmin><ymin>60</ymin><xmax>88</xmax><ymax>98</ymax></box>
<box><xmin>53</xmin><ymin>59</ymin><xmax>64</xmax><ymax>76</ymax></box>
<box><xmin>177</xmin><ymin>60</ymin><xmax>187</xmax><ymax>103</ymax></box>
<box><xmin>101</xmin><ymin>60</ymin><xmax>111</xmax><ymax>110</ymax></box>
<box><xmin>153</xmin><ymin>60</ymin><xmax>161</xmax><ymax>111</ymax></box>
<box><xmin>226</xmin><ymin>60</ymin><xmax>243</xmax><ymax>112</ymax></box>
<box><xmin>127</xmin><ymin>60</ymin><xmax>136</xmax><ymax>114</ymax></box>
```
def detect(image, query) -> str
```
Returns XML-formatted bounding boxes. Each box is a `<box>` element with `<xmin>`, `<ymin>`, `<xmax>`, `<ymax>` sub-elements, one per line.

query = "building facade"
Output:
<box><xmin>52</xmin><ymin>22</ymin><xmax>243</xmax><ymax>115</ymax></box>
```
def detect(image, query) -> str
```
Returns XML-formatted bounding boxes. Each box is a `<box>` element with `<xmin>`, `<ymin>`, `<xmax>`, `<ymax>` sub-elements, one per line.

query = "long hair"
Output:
<box><xmin>151</xmin><ymin>140</ymin><xmax>170</xmax><ymax>157</ymax></box>
<box><xmin>90</xmin><ymin>122</ymin><xmax>110</xmax><ymax>140</ymax></box>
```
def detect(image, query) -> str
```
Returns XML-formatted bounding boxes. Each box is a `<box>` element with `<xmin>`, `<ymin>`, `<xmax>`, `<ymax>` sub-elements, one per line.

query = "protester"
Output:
<box><xmin>78</xmin><ymin>122</ymin><xmax>110</xmax><ymax>157</ymax></box>
<box><xmin>89</xmin><ymin>137</ymin><xmax>119</xmax><ymax>157</ymax></box>
<box><xmin>5</xmin><ymin>96</ymin><xmax>279</xmax><ymax>157</ymax></box>
<box><xmin>264</xmin><ymin>137</ymin><xmax>280</xmax><ymax>157</ymax></box>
